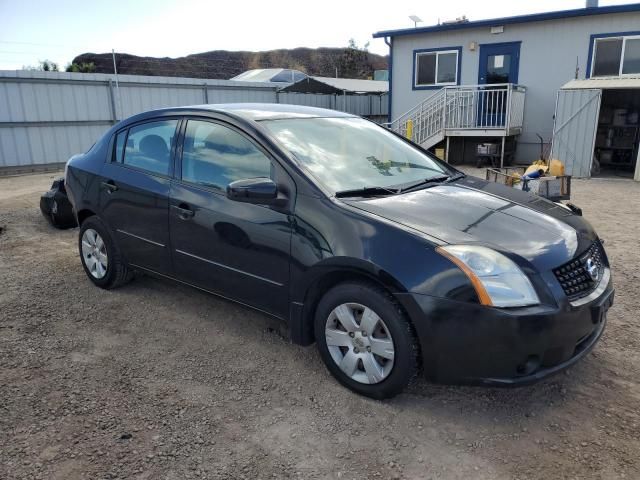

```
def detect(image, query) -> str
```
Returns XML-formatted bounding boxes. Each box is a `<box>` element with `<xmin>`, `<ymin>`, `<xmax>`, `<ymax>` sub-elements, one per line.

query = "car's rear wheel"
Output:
<box><xmin>314</xmin><ymin>281</ymin><xmax>420</xmax><ymax>399</ymax></box>
<box><xmin>78</xmin><ymin>216</ymin><xmax>132</xmax><ymax>289</ymax></box>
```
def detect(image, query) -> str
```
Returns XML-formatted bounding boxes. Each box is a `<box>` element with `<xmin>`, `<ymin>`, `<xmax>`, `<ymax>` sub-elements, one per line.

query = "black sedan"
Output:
<box><xmin>64</xmin><ymin>104</ymin><xmax>614</xmax><ymax>399</ymax></box>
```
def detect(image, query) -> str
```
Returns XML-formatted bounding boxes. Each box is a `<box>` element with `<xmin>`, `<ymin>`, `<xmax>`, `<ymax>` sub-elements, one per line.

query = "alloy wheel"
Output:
<box><xmin>325</xmin><ymin>302</ymin><xmax>395</xmax><ymax>384</ymax></box>
<box><xmin>81</xmin><ymin>228</ymin><xmax>108</xmax><ymax>279</ymax></box>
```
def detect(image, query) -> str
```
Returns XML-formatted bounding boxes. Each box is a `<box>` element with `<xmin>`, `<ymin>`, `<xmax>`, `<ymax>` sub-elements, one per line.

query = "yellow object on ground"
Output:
<box><xmin>507</xmin><ymin>174</ymin><xmax>521</xmax><ymax>187</ymax></box>
<box><xmin>435</xmin><ymin>148</ymin><xmax>445</xmax><ymax>160</ymax></box>
<box><xmin>405</xmin><ymin>119</ymin><xmax>413</xmax><ymax>140</ymax></box>
<box><xmin>548</xmin><ymin>159</ymin><xmax>565</xmax><ymax>176</ymax></box>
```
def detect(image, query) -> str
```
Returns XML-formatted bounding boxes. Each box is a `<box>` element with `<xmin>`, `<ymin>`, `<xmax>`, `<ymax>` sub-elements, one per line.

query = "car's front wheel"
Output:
<box><xmin>78</xmin><ymin>216</ymin><xmax>132</xmax><ymax>289</ymax></box>
<box><xmin>314</xmin><ymin>281</ymin><xmax>420</xmax><ymax>399</ymax></box>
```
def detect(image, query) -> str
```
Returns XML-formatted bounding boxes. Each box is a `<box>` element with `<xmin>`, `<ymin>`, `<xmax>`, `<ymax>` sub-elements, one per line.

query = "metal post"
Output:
<box><xmin>500</xmin><ymin>136</ymin><xmax>506</xmax><ymax>168</ymax></box>
<box><xmin>203</xmin><ymin>83</ymin><xmax>209</xmax><ymax>103</ymax></box>
<box><xmin>505</xmin><ymin>84</ymin><xmax>513</xmax><ymax>132</ymax></box>
<box><xmin>445</xmin><ymin>136</ymin><xmax>450</xmax><ymax>163</ymax></box>
<box><xmin>111</xmin><ymin>49</ymin><xmax>123</xmax><ymax>120</ymax></box>
<box><xmin>107</xmin><ymin>79</ymin><xmax>117</xmax><ymax>124</ymax></box>
<box><xmin>441</xmin><ymin>89</ymin><xmax>447</xmax><ymax>133</ymax></box>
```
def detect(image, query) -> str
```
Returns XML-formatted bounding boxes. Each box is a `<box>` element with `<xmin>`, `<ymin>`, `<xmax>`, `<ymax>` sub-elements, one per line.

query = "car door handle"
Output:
<box><xmin>101</xmin><ymin>180</ymin><xmax>118</xmax><ymax>193</ymax></box>
<box><xmin>172</xmin><ymin>204</ymin><xmax>195</xmax><ymax>220</ymax></box>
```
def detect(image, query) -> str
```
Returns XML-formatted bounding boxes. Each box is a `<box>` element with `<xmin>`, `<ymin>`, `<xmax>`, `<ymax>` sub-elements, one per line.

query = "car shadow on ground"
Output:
<box><xmin>122</xmin><ymin>269</ymin><xmax>622</xmax><ymax>418</ymax></box>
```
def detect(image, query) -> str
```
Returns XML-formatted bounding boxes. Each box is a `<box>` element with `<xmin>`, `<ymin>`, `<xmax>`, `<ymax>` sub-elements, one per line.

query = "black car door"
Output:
<box><xmin>99</xmin><ymin>118</ymin><xmax>180</xmax><ymax>276</ymax></box>
<box><xmin>169</xmin><ymin>118</ymin><xmax>294</xmax><ymax>317</ymax></box>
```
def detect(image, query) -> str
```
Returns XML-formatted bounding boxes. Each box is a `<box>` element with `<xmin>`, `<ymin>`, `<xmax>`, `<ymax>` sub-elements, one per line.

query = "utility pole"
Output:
<box><xmin>112</xmin><ymin>49</ymin><xmax>123</xmax><ymax>120</ymax></box>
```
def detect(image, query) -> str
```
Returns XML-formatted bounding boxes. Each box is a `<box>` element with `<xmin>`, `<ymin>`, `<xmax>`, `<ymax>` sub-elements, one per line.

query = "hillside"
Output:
<box><xmin>72</xmin><ymin>47</ymin><xmax>388</xmax><ymax>80</ymax></box>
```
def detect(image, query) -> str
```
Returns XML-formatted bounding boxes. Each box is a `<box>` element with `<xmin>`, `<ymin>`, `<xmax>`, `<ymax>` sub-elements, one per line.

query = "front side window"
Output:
<box><xmin>181</xmin><ymin>120</ymin><xmax>272</xmax><ymax>190</ymax></box>
<box><xmin>415</xmin><ymin>49</ymin><xmax>459</xmax><ymax>87</ymax></box>
<box><xmin>592</xmin><ymin>35</ymin><xmax>640</xmax><ymax>77</ymax></box>
<box><xmin>261</xmin><ymin>117</ymin><xmax>450</xmax><ymax>193</ymax></box>
<box><xmin>121</xmin><ymin>119</ymin><xmax>178</xmax><ymax>176</ymax></box>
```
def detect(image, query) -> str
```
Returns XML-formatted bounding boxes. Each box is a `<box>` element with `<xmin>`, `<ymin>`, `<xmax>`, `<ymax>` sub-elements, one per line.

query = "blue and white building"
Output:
<box><xmin>374</xmin><ymin>2</ymin><xmax>640</xmax><ymax>179</ymax></box>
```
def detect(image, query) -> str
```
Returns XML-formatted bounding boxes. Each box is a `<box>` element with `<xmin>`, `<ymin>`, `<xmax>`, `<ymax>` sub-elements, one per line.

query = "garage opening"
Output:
<box><xmin>593</xmin><ymin>88</ymin><xmax>640</xmax><ymax>178</ymax></box>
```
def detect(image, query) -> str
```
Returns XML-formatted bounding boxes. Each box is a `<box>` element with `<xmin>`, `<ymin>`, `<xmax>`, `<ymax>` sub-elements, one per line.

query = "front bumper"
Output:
<box><xmin>395</xmin><ymin>275</ymin><xmax>614</xmax><ymax>386</ymax></box>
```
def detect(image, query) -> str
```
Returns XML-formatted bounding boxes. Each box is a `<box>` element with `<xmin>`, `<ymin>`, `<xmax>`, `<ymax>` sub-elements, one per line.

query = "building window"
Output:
<box><xmin>592</xmin><ymin>35</ymin><xmax>640</xmax><ymax>77</ymax></box>
<box><xmin>414</xmin><ymin>48</ymin><xmax>460</xmax><ymax>88</ymax></box>
<box><xmin>623</xmin><ymin>38</ymin><xmax>640</xmax><ymax>74</ymax></box>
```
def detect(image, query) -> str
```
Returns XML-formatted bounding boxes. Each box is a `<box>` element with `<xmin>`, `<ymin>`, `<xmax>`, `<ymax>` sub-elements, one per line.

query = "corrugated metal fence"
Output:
<box><xmin>0</xmin><ymin>71</ymin><xmax>387</xmax><ymax>170</ymax></box>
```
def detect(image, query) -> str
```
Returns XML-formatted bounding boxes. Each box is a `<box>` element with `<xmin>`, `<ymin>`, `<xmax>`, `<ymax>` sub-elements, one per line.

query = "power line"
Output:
<box><xmin>0</xmin><ymin>40</ymin><xmax>104</xmax><ymax>49</ymax></box>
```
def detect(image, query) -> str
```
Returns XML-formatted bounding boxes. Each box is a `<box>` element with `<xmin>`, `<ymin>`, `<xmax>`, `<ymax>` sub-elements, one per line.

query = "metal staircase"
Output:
<box><xmin>389</xmin><ymin>83</ymin><xmax>526</xmax><ymax>152</ymax></box>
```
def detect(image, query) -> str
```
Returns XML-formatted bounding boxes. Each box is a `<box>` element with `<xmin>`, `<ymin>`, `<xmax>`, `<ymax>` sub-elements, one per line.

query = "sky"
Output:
<box><xmin>0</xmin><ymin>0</ymin><xmax>638</xmax><ymax>70</ymax></box>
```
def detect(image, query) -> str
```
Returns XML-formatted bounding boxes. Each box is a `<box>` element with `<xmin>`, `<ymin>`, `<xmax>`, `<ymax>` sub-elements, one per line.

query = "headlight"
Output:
<box><xmin>437</xmin><ymin>245</ymin><xmax>539</xmax><ymax>307</ymax></box>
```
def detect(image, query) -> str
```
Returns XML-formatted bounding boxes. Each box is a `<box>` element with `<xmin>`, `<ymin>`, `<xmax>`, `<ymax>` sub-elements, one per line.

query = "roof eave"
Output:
<box><xmin>372</xmin><ymin>3</ymin><xmax>640</xmax><ymax>39</ymax></box>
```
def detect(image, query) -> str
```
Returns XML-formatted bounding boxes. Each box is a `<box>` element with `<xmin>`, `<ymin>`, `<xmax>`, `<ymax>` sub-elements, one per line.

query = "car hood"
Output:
<box><xmin>343</xmin><ymin>176</ymin><xmax>597</xmax><ymax>271</ymax></box>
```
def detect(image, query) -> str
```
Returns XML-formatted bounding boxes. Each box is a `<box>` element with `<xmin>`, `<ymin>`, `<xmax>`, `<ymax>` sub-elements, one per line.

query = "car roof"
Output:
<box><xmin>148</xmin><ymin>103</ymin><xmax>357</xmax><ymax>121</ymax></box>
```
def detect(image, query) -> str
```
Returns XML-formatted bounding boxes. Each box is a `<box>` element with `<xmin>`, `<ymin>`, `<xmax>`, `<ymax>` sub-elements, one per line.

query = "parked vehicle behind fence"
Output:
<box><xmin>64</xmin><ymin>104</ymin><xmax>614</xmax><ymax>398</ymax></box>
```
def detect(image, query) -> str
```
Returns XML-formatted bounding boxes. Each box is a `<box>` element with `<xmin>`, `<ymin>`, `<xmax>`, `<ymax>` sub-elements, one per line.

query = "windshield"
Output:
<box><xmin>260</xmin><ymin>117</ymin><xmax>451</xmax><ymax>193</ymax></box>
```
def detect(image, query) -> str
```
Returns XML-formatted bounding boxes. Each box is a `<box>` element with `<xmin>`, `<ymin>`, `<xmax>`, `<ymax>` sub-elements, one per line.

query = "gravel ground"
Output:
<box><xmin>1</xmin><ymin>169</ymin><xmax>639</xmax><ymax>480</ymax></box>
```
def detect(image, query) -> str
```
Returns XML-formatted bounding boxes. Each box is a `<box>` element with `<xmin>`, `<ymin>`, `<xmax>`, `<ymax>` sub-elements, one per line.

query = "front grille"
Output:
<box><xmin>553</xmin><ymin>241</ymin><xmax>605</xmax><ymax>301</ymax></box>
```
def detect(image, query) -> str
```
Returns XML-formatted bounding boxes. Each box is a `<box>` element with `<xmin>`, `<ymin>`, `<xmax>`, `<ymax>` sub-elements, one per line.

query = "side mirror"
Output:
<box><xmin>226</xmin><ymin>178</ymin><xmax>283</xmax><ymax>205</ymax></box>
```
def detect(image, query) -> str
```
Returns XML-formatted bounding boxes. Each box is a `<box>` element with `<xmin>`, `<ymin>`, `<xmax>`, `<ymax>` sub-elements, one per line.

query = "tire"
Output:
<box><xmin>78</xmin><ymin>216</ymin><xmax>133</xmax><ymax>289</ymax></box>
<box><xmin>314</xmin><ymin>281</ymin><xmax>420</xmax><ymax>399</ymax></box>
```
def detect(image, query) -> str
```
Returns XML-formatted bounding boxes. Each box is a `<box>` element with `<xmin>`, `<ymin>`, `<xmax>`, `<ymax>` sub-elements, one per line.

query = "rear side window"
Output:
<box><xmin>119</xmin><ymin>120</ymin><xmax>179</xmax><ymax>176</ymax></box>
<box><xmin>113</xmin><ymin>131</ymin><xmax>126</xmax><ymax>162</ymax></box>
<box><xmin>181</xmin><ymin>120</ymin><xmax>272</xmax><ymax>189</ymax></box>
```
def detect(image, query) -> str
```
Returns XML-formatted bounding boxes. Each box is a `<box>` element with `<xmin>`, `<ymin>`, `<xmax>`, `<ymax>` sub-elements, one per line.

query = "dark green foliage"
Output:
<box><xmin>23</xmin><ymin>60</ymin><xmax>59</xmax><ymax>71</ymax></box>
<box><xmin>65</xmin><ymin>62</ymin><xmax>97</xmax><ymax>73</ymax></box>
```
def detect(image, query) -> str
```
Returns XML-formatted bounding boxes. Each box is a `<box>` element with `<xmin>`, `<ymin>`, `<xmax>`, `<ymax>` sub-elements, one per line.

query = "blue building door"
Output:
<box><xmin>477</xmin><ymin>42</ymin><xmax>521</xmax><ymax>127</ymax></box>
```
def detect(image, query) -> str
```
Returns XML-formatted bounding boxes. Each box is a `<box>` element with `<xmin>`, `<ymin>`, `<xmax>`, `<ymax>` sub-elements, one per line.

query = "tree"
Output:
<box><xmin>338</xmin><ymin>39</ymin><xmax>372</xmax><ymax>78</ymax></box>
<box><xmin>348</xmin><ymin>38</ymin><xmax>370</xmax><ymax>52</ymax></box>
<box><xmin>40</xmin><ymin>60</ymin><xmax>59</xmax><ymax>71</ymax></box>
<box><xmin>65</xmin><ymin>62</ymin><xmax>97</xmax><ymax>73</ymax></box>
<box><xmin>23</xmin><ymin>60</ymin><xmax>59</xmax><ymax>71</ymax></box>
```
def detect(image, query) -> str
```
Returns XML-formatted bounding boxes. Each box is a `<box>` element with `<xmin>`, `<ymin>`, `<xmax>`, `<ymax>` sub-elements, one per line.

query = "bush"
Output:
<box><xmin>65</xmin><ymin>62</ymin><xmax>97</xmax><ymax>73</ymax></box>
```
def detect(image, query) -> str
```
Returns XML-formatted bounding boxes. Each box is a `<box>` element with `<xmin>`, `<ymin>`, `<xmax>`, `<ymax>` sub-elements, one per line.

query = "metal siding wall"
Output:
<box><xmin>279</xmin><ymin>92</ymin><xmax>331</xmax><ymax>108</ymax></box>
<box><xmin>551</xmin><ymin>89</ymin><xmax>601</xmax><ymax>177</ymax></box>
<box><xmin>278</xmin><ymin>92</ymin><xmax>388</xmax><ymax>116</ymax></box>
<box><xmin>116</xmin><ymin>85</ymin><xmax>204</xmax><ymax>119</ymax></box>
<box><xmin>0</xmin><ymin>80</ymin><xmax>112</xmax><ymax>122</ymax></box>
<box><xmin>205</xmin><ymin>87</ymin><xmax>276</xmax><ymax>104</ymax></box>
<box><xmin>0</xmin><ymin>124</ymin><xmax>108</xmax><ymax>167</ymax></box>
<box><xmin>0</xmin><ymin>71</ymin><xmax>388</xmax><ymax>168</ymax></box>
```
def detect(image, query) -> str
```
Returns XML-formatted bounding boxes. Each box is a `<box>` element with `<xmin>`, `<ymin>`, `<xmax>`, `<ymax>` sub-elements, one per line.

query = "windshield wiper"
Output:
<box><xmin>335</xmin><ymin>185</ymin><xmax>399</xmax><ymax>198</ymax></box>
<box><xmin>334</xmin><ymin>172</ymin><xmax>466</xmax><ymax>198</ymax></box>
<box><xmin>397</xmin><ymin>172</ymin><xmax>465</xmax><ymax>193</ymax></box>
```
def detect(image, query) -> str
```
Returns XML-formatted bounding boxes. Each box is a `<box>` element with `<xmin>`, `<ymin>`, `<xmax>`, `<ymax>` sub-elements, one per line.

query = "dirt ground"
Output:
<box><xmin>1</xmin><ymin>169</ymin><xmax>639</xmax><ymax>480</ymax></box>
